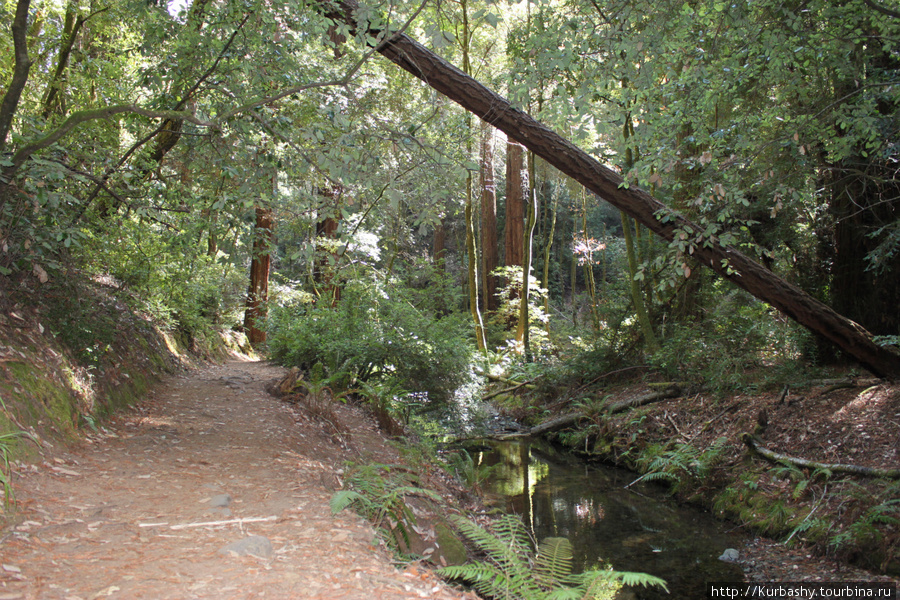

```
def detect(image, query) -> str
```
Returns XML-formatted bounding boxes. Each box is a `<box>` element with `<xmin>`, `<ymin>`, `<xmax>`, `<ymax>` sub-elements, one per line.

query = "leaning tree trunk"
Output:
<box><xmin>243</xmin><ymin>205</ymin><xmax>274</xmax><ymax>347</ymax></box>
<box><xmin>322</xmin><ymin>0</ymin><xmax>900</xmax><ymax>379</ymax></box>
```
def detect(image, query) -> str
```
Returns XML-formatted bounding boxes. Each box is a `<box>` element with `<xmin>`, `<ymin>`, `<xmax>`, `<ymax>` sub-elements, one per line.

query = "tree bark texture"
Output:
<box><xmin>323</xmin><ymin>0</ymin><xmax>900</xmax><ymax>378</ymax></box>
<box><xmin>244</xmin><ymin>206</ymin><xmax>274</xmax><ymax>346</ymax></box>
<box><xmin>480</xmin><ymin>122</ymin><xmax>499</xmax><ymax>312</ymax></box>
<box><xmin>504</xmin><ymin>141</ymin><xmax>526</xmax><ymax>269</ymax></box>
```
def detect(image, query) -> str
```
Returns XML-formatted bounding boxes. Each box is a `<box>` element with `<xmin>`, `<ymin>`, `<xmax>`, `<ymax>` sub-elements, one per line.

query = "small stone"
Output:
<box><xmin>210</xmin><ymin>494</ymin><xmax>232</xmax><ymax>507</ymax></box>
<box><xmin>719</xmin><ymin>548</ymin><xmax>740</xmax><ymax>562</ymax></box>
<box><xmin>218</xmin><ymin>535</ymin><xmax>273</xmax><ymax>559</ymax></box>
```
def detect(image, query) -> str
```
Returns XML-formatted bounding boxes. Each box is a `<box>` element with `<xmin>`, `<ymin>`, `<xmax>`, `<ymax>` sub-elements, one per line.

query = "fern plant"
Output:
<box><xmin>439</xmin><ymin>514</ymin><xmax>667</xmax><ymax>600</ymax></box>
<box><xmin>447</xmin><ymin>449</ymin><xmax>498</xmax><ymax>494</ymax></box>
<box><xmin>0</xmin><ymin>398</ymin><xmax>38</xmax><ymax>511</ymax></box>
<box><xmin>330</xmin><ymin>463</ymin><xmax>441</xmax><ymax>553</ymax></box>
<box><xmin>633</xmin><ymin>437</ymin><xmax>728</xmax><ymax>491</ymax></box>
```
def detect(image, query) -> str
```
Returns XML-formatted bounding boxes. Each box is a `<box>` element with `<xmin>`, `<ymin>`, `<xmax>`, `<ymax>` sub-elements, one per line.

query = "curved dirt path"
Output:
<box><xmin>0</xmin><ymin>360</ymin><xmax>473</xmax><ymax>600</ymax></box>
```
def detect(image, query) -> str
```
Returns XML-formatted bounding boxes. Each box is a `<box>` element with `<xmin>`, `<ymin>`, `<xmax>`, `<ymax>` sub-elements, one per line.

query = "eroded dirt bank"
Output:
<box><xmin>0</xmin><ymin>360</ymin><xmax>473</xmax><ymax>600</ymax></box>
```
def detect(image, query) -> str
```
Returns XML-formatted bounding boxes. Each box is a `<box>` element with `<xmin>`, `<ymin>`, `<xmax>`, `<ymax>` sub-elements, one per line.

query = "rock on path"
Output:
<box><xmin>0</xmin><ymin>360</ymin><xmax>473</xmax><ymax>600</ymax></box>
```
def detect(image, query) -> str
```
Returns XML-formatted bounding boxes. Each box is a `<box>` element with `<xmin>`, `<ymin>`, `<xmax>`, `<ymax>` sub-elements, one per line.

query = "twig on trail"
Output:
<box><xmin>664</xmin><ymin>410</ymin><xmax>686</xmax><ymax>439</ymax></box>
<box><xmin>139</xmin><ymin>516</ymin><xmax>278</xmax><ymax>530</ymax></box>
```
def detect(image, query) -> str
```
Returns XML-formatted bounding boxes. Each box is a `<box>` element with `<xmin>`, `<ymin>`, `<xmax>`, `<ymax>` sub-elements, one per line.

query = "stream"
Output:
<box><xmin>473</xmin><ymin>439</ymin><xmax>747</xmax><ymax>599</ymax></box>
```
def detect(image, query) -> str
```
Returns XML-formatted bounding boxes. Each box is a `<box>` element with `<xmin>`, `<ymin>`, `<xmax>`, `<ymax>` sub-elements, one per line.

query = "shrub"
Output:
<box><xmin>267</xmin><ymin>280</ymin><xmax>474</xmax><ymax>401</ymax></box>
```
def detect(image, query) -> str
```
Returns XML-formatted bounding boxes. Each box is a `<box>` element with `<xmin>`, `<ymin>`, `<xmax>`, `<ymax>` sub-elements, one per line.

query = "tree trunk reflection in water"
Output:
<box><xmin>478</xmin><ymin>440</ymin><xmax>745</xmax><ymax>600</ymax></box>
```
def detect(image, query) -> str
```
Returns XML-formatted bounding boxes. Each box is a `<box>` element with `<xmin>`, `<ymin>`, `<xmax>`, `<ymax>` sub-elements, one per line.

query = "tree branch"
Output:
<box><xmin>0</xmin><ymin>0</ymin><xmax>34</xmax><ymax>154</ymax></box>
<box><xmin>4</xmin><ymin>105</ymin><xmax>214</xmax><ymax>178</ymax></box>
<box><xmin>862</xmin><ymin>0</ymin><xmax>900</xmax><ymax>20</ymax></box>
<box><xmin>41</xmin><ymin>6</ymin><xmax>109</xmax><ymax>119</ymax></box>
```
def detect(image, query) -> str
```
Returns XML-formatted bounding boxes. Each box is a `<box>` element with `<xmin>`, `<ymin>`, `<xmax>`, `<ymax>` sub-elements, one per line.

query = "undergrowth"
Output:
<box><xmin>439</xmin><ymin>514</ymin><xmax>667</xmax><ymax>600</ymax></box>
<box><xmin>329</xmin><ymin>463</ymin><xmax>441</xmax><ymax>555</ymax></box>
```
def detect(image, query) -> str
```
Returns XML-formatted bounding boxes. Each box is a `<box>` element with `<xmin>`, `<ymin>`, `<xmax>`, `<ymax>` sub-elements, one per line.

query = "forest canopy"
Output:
<box><xmin>2</xmin><ymin>0</ymin><xmax>899</xmax><ymax>386</ymax></box>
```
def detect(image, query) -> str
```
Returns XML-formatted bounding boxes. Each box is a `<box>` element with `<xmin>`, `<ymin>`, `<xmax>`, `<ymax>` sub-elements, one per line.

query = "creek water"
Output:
<box><xmin>474</xmin><ymin>439</ymin><xmax>746</xmax><ymax>599</ymax></box>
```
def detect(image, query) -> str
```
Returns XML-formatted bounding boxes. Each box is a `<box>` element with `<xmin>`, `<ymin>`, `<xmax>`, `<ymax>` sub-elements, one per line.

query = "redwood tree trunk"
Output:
<box><xmin>480</xmin><ymin>123</ymin><xmax>499</xmax><ymax>312</ymax></box>
<box><xmin>324</xmin><ymin>0</ymin><xmax>900</xmax><ymax>378</ymax></box>
<box><xmin>314</xmin><ymin>186</ymin><xmax>342</xmax><ymax>305</ymax></box>
<box><xmin>243</xmin><ymin>206</ymin><xmax>274</xmax><ymax>346</ymax></box>
<box><xmin>504</xmin><ymin>141</ymin><xmax>526</xmax><ymax>269</ymax></box>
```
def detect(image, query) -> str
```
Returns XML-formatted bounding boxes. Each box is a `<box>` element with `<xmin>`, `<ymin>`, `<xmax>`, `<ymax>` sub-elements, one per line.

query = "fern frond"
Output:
<box><xmin>330</xmin><ymin>490</ymin><xmax>365</xmax><ymax>514</ymax></box>
<box><xmin>640</xmin><ymin>471</ymin><xmax>678</xmax><ymax>483</ymax></box>
<box><xmin>612</xmin><ymin>570</ymin><xmax>669</xmax><ymax>592</ymax></box>
<box><xmin>534</xmin><ymin>537</ymin><xmax>575</xmax><ymax>589</ymax></box>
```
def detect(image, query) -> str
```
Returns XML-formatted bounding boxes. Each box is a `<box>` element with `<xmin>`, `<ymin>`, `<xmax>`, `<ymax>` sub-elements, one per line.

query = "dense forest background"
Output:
<box><xmin>2</xmin><ymin>0</ymin><xmax>899</xmax><ymax>394</ymax></box>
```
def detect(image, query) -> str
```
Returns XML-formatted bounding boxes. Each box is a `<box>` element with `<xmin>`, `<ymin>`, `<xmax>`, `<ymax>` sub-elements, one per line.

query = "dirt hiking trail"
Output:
<box><xmin>0</xmin><ymin>360</ymin><xmax>474</xmax><ymax>600</ymax></box>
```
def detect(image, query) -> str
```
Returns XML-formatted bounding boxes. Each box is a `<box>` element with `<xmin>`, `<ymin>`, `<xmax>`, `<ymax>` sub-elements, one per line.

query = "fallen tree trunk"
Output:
<box><xmin>741</xmin><ymin>434</ymin><xmax>900</xmax><ymax>479</ymax></box>
<box><xmin>605</xmin><ymin>385</ymin><xmax>683</xmax><ymax>413</ymax></box>
<box><xmin>497</xmin><ymin>386</ymin><xmax>683</xmax><ymax>440</ymax></box>
<box><xmin>324</xmin><ymin>0</ymin><xmax>900</xmax><ymax>380</ymax></box>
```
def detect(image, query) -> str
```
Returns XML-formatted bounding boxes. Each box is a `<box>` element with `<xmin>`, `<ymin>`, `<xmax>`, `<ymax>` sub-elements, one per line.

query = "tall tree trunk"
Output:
<box><xmin>460</xmin><ymin>0</ymin><xmax>486</xmax><ymax>351</ymax></box>
<box><xmin>467</xmin><ymin>200</ymin><xmax>488</xmax><ymax>352</ymax></box>
<box><xmin>516</xmin><ymin>184</ymin><xmax>537</xmax><ymax>355</ymax></box>
<box><xmin>318</xmin><ymin>6</ymin><xmax>900</xmax><ymax>377</ymax></box>
<box><xmin>542</xmin><ymin>192</ymin><xmax>557</xmax><ymax>336</ymax></box>
<box><xmin>622</xmin><ymin>212</ymin><xmax>659</xmax><ymax>351</ymax></box>
<box><xmin>0</xmin><ymin>0</ymin><xmax>33</xmax><ymax>156</ymax></box>
<box><xmin>828</xmin><ymin>45</ymin><xmax>900</xmax><ymax>337</ymax></box>
<box><xmin>314</xmin><ymin>186</ymin><xmax>342</xmax><ymax>305</ymax></box>
<box><xmin>243</xmin><ymin>205</ymin><xmax>274</xmax><ymax>347</ymax></box>
<box><xmin>830</xmin><ymin>158</ymin><xmax>900</xmax><ymax>336</ymax></box>
<box><xmin>433</xmin><ymin>220</ymin><xmax>446</xmax><ymax>270</ymax></box>
<box><xmin>480</xmin><ymin>122</ymin><xmax>499</xmax><ymax>313</ymax></box>
<box><xmin>504</xmin><ymin>141</ymin><xmax>526</xmax><ymax>269</ymax></box>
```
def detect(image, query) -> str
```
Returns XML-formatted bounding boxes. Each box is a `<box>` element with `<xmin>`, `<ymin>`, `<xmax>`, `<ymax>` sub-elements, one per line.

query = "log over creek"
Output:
<box><xmin>323</xmin><ymin>0</ymin><xmax>900</xmax><ymax>380</ymax></box>
<box><xmin>470</xmin><ymin>439</ymin><xmax>747</xmax><ymax>599</ymax></box>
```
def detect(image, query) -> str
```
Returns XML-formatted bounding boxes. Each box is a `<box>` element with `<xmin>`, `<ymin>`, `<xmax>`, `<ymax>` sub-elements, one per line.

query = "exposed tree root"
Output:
<box><xmin>741</xmin><ymin>434</ymin><xmax>900</xmax><ymax>479</ymax></box>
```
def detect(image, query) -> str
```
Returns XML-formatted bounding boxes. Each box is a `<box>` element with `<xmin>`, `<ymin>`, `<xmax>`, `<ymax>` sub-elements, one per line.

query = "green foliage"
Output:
<box><xmin>268</xmin><ymin>280</ymin><xmax>474</xmax><ymax>401</ymax></box>
<box><xmin>634</xmin><ymin>438</ymin><xmax>728</xmax><ymax>492</ymax></box>
<box><xmin>651</xmin><ymin>289</ymin><xmax>812</xmax><ymax>394</ymax></box>
<box><xmin>829</xmin><ymin>480</ymin><xmax>900</xmax><ymax>566</ymax></box>
<box><xmin>0</xmin><ymin>427</ymin><xmax>38</xmax><ymax>511</ymax></box>
<box><xmin>439</xmin><ymin>514</ymin><xmax>667</xmax><ymax>600</ymax></box>
<box><xmin>292</xmin><ymin>362</ymin><xmax>350</xmax><ymax>433</ymax></box>
<box><xmin>330</xmin><ymin>463</ymin><xmax>441</xmax><ymax>554</ymax></box>
<box><xmin>446</xmin><ymin>449</ymin><xmax>499</xmax><ymax>492</ymax></box>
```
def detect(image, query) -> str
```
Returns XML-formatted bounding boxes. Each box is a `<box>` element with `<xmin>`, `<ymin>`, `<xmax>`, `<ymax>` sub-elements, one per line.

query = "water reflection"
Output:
<box><xmin>478</xmin><ymin>440</ymin><xmax>745</xmax><ymax>599</ymax></box>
